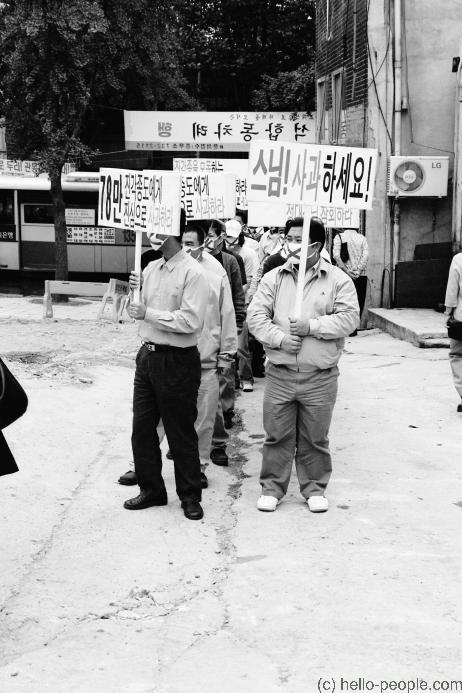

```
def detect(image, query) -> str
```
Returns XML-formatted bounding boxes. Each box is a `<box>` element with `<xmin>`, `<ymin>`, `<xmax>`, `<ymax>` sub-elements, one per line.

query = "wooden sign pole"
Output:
<box><xmin>133</xmin><ymin>229</ymin><xmax>142</xmax><ymax>303</ymax></box>
<box><xmin>293</xmin><ymin>206</ymin><xmax>312</xmax><ymax>319</ymax></box>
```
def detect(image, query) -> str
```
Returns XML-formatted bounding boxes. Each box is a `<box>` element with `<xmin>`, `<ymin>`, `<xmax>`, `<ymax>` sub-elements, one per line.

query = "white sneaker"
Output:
<box><xmin>307</xmin><ymin>496</ymin><xmax>329</xmax><ymax>513</ymax></box>
<box><xmin>242</xmin><ymin>381</ymin><xmax>253</xmax><ymax>392</ymax></box>
<box><xmin>257</xmin><ymin>495</ymin><xmax>280</xmax><ymax>512</ymax></box>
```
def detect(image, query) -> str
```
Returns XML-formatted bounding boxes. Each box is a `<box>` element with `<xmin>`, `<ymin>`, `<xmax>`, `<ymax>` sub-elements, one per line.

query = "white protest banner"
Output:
<box><xmin>125</xmin><ymin>111</ymin><xmax>315</xmax><ymax>152</ymax></box>
<box><xmin>181</xmin><ymin>172</ymin><xmax>236</xmax><ymax>221</ymax></box>
<box><xmin>98</xmin><ymin>168</ymin><xmax>181</xmax><ymax>235</ymax></box>
<box><xmin>247</xmin><ymin>200</ymin><xmax>361</xmax><ymax>228</ymax></box>
<box><xmin>248</xmin><ymin>141</ymin><xmax>378</xmax><ymax>211</ymax></box>
<box><xmin>174</xmin><ymin>158</ymin><xmax>248</xmax><ymax>209</ymax></box>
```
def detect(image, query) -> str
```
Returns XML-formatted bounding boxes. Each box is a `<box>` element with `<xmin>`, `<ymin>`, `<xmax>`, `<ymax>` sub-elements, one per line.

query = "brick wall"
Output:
<box><xmin>316</xmin><ymin>0</ymin><xmax>368</xmax><ymax>142</ymax></box>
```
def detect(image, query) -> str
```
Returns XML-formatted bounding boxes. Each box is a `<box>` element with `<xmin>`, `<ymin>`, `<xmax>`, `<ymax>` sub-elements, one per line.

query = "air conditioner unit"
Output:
<box><xmin>387</xmin><ymin>156</ymin><xmax>449</xmax><ymax>197</ymax></box>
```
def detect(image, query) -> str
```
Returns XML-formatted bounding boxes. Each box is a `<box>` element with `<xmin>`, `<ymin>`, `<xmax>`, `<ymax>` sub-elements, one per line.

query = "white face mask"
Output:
<box><xmin>184</xmin><ymin>245</ymin><xmax>203</xmax><ymax>260</ymax></box>
<box><xmin>147</xmin><ymin>233</ymin><xmax>163</xmax><ymax>250</ymax></box>
<box><xmin>283</xmin><ymin>241</ymin><xmax>319</xmax><ymax>266</ymax></box>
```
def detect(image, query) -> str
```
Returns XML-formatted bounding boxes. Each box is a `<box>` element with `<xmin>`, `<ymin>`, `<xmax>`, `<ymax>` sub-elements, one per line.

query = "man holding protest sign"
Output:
<box><xmin>124</xmin><ymin>217</ymin><xmax>209</xmax><ymax>521</ymax></box>
<box><xmin>247</xmin><ymin>217</ymin><xmax>359</xmax><ymax>513</ymax></box>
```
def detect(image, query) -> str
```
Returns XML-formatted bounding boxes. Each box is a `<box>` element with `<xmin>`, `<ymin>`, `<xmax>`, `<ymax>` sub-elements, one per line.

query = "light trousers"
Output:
<box><xmin>196</xmin><ymin>368</ymin><xmax>220</xmax><ymax>470</ymax></box>
<box><xmin>261</xmin><ymin>362</ymin><xmax>339</xmax><ymax>499</ymax></box>
<box><xmin>449</xmin><ymin>338</ymin><xmax>462</xmax><ymax>397</ymax></box>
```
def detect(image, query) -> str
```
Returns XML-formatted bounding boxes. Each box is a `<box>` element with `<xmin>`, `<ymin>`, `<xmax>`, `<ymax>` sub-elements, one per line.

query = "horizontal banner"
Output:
<box><xmin>125</xmin><ymin>111</ymin><xmax>315</xmax><ymax>152</ymax></box>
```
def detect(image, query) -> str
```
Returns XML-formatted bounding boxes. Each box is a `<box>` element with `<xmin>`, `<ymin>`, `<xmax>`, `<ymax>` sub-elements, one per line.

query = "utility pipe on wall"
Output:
<box><xmin>392</xmin><ymin>0</ymin><xmax>403</xmax><ymax>302</ymax></box>
<box><xmin>452</xmin><ymin>39</ymin><xmax>462</xmax><ymax>254</ymax></box>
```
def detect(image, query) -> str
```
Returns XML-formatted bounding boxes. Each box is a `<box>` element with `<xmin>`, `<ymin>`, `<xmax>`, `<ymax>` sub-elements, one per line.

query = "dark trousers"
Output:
<box><xmin>132</xmin><ymin>345</ymin><xmax>202</xmax><ymax>502</ymax></box>
<box><xmin>353</xmin><ymin>276</ymin><xmax>368</xmax><ymax>318</ymax></box>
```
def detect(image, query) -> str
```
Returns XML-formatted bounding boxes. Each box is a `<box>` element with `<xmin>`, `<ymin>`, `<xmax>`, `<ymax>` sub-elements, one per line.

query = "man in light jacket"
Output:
<box><xmin>247</xmin><ymin>218</ymin><xmax>359</xmax><ymax>514</ymax></box>
<box><xmin>182</xmin><ymin>226</ymin><xmax>238</xmax><ymax>483</ymax></box>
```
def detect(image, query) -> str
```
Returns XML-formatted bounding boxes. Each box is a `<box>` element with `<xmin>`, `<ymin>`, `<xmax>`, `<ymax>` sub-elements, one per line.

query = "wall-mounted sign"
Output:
<box><xmin>174</xmin><ymin>158</ymin><xmax>248</xmax><ymax>209</ymax></box>
<box><xmin>125</xmin><ymin>111</ymin><xmax>315</xmax><ymax>152</ymax></box>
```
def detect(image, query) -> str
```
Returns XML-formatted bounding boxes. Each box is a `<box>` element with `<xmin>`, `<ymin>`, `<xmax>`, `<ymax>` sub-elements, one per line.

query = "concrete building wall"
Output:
<box><xmin>317</xmin><ymin>0</ymin><xmax>462</xmax><ymax>307</ymax></box>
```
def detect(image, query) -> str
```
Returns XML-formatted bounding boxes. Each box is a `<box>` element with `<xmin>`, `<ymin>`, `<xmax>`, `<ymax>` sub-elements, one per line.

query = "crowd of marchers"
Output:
<box><xmin>119</xmin><ymin>210</ymin><xmax>367</xmax><ymax>521</ymax></box>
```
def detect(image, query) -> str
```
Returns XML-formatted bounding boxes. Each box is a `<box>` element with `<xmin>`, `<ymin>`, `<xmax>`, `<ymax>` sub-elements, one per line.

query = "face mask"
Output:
<box><xmin>225</xmin><ymin>236</ymin><xmax>240</xmax><ymax>249</ymax></box>
<box><xmin>204</xmin><ymin>235</ymin><xmax>223</xmax><ymax>253</ymax></box>
<box><xmin>283</xmin><ymin>241</ymin><xmax>319</xmax><ymax>266</ymax></box>
<box><xmin>184</xmin><ymin>245</ymin><xmax>203</xmax><ymax>260</ymax></box>
<box><xmin>147</xmin><ymin>233</ymin><xmax>163</xmax><ymax>250</ymax></box>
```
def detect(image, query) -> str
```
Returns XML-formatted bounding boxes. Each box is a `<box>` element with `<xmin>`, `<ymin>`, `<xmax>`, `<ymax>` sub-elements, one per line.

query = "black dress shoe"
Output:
<box><xmin>457</xmin><ymin>402</ymin><xmax>462</xmax><ymax>412</ymax></box>
<box><xmin>124</xmin><ymin>490</ymin><xmax>167</xmax><ymax>510</ymax></box>
<box><xmin>118</xmin><ymin>470</ymin><xmax>138</xmax><ymax>486</ymax></box>
<box><xmin>210</xmin><ymin>447</ymin><xmax>229</xmax><ymax>466</ymax></box>
<box><xmin>166</xmin><ymin>449</ymin><xmax>173</xmax><ymax>460</ymax></box>
<box><xmin>181</xmin><ymin>499</ymin><xmax>204</xmax><ymax>520</ymax></box>
<box><xmin>200</xmin><ymin>472</ymin><xmax>208</xmax><ymax>488</ymax></box>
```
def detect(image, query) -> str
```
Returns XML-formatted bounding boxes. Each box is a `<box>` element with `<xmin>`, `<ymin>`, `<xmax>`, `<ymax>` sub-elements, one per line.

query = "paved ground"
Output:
<box><xmin>1</xmin><ymin>296</ymin><xmax>462</xmax><ymax>692</ymax></box>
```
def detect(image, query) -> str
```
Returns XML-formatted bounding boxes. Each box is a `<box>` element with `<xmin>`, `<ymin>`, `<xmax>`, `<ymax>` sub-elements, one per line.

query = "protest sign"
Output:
<box><xmin>247</xmin><ymin>200</ymin><xmax>360</xmax><ymax>228</ymax></box>
<box><xmin>248</xmin><ymin>141</ymin><xmax>377</xmax><ymax>211</ymax></box>
<box><xmin>98</xmin><ymin>168</ymin><xmax>181</xmax><ymax>302</ymax></box>
<box><xmin>181</xmin><ymin>172</ymin><xmax>236</xmax><ymax>221</ymax></box>
<box><xmin>98</xmin><ymin>168</ymin><xmax>181</xmax><ymax>235</ymax></box>
<box><xmin>174</xmin><ymin>158</ymin><xmax>248</xmax><ymax>208</ymax></box>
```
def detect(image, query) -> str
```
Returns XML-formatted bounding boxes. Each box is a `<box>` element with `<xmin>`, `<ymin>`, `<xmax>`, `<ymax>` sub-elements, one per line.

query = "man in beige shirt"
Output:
<box><xmin>124</xmin><ymin>224</ymin><xmax>209</xmax><ymax>521</ymax></box>
<box><xmin>444</xmin><ymin>252</ymin><xmax>462</xmax><ymax>412</ymax></box>
<box><xmin>248</xmin><ymin>218</ymin><xmax>359</xmax><ymax>514</ymax></box>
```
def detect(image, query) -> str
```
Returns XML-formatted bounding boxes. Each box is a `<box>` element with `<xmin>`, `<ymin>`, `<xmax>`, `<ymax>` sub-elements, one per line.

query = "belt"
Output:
<box><xmin>143</xmin><ymin>342</ymin><xmax>196</xmax><ymax>352</ymax></box>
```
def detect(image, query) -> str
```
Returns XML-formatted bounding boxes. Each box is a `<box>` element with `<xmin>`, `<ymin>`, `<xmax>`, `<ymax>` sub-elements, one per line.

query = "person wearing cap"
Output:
<box><xmin>332</xmin><ymin>226</ymin><xmax>369</xmax><ymax>327</ymax></box>
<box><xmin>224</xmin><ymin>218</ymin><xmax>259</xmax><ymax>393</ymax></box>
<box><xmin>124</xmin><ymin>219</ymin><xmax>209</xmax><ymax>521</ymax></box>
<box><xmin>247</xmin><ymin>217</ymin><xmax>359</xmax><ymax>514</ymax></box>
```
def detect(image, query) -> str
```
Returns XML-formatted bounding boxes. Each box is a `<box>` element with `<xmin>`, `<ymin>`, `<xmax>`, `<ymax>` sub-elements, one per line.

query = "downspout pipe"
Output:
<box><xmin>392</xmin><ymin>0</ymin><xmax>402</xmax><ymax>303</ymax></box>
<box><xmin>452</xmin><ymin>39</ymin><xmax>462</xmax><ymax>254</ymax></box>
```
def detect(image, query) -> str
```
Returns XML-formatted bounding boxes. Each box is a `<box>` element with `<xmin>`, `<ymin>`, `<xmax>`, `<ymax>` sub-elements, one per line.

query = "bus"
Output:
<box><xmin>0</xmin><ymin>171</ymin><xmax>150</xmax><ymax>289</ymax></box>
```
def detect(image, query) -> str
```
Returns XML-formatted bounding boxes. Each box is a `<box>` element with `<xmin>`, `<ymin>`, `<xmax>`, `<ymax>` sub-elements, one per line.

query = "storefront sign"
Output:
<box><xmin>98</xmin><ymin>169</ymin><xmax>181</xmax><ymax>235</ymax></box>
<box><xmin>248</xmin><ymin>141</ymin><xmax>378</xmax><ymax>210</ymax></box>
<box><xmin>125</xmin><ymin>111</ymin><xmax>315</xmax><ymax>152</ymax></box>
<box><xmin>174</xmin><ymin>158</ymin><xmax>248</xmax><ymax>209</ymax></box>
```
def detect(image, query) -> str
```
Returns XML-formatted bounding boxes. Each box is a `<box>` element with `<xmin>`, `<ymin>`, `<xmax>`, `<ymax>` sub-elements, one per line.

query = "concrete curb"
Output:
<box><xmin>368</xmin><ymin>308</ymin><xmax>449</xmax><ymax>348</ymax></box>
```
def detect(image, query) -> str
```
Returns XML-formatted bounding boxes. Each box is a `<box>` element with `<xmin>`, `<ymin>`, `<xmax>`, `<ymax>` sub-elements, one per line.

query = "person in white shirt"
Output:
<box><xmin>444</xmin><ymin>252</ymin><xmax>462</xmax><ymax>412</ymax></box>
<box><xmin>332</xmin><ymin>226</ymin><xmax>369</xmax><ymax>327</ymax></box>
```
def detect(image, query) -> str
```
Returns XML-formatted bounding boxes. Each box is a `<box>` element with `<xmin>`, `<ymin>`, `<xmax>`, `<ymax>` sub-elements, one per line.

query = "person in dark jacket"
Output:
<box><xmin>0</xmin><ymin>432</ymin><xmax>18</xmax><ymax>477</ymax></box>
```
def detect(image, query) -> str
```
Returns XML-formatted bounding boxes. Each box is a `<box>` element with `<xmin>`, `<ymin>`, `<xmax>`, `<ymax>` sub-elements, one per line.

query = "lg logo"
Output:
<box><xmin>432</xmin><ymin>162</ymin><xmax>442</xmax><ymax>168</ymax></box>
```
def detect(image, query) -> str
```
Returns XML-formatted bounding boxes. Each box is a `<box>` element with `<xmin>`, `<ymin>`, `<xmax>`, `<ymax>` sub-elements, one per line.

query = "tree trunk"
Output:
<box><xmin>49</xmin><ymin>169</ymin><xmax>68</xmax><ymax>282</ymax></box>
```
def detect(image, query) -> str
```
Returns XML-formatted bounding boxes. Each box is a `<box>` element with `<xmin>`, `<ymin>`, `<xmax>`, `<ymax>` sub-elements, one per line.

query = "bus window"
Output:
<box><xmin>0</xmin><ymin>191</ymin><xmax>14</xmax><ymax>224</ymax></box>
<box><xmin>23</xmin><ymin>204</ymin><xmax>54</xmax><ymax>224</ymax></box>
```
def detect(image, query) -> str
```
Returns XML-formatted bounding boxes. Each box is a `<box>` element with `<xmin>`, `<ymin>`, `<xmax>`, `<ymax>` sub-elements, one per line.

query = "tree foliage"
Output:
<box><xmin>0</xmin><ymin>0</ymin><xmax>193</xmax><ymax>278</ymax></box>
<box><xmin>179</xmin><ymin>0</ymin><xmax>316</xmax><ymax>112</ymax></box>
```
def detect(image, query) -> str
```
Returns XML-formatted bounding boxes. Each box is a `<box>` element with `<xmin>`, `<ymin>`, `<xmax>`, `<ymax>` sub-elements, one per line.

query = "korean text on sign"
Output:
<box><xmin>181</xmin><ymin>172</ymin><xmax>236</xmax><ymax>221</ymax></box>
<box><xmin>98</xmin><ymin>169</ymin><xmax>181</xmax><ymax>235</ymax></box>
<box><xmin>247</xmin><ymin>141</ymin><xmax>378</xmax><ymax>210</ymax></box>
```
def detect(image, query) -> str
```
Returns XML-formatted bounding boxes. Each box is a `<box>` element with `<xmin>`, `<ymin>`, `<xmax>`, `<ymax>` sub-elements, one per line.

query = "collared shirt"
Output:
<box><xmin>197</xmin><ymin>254</ymin><xmax>237</xmax><ymax>369</ymax></box>
<box><xmin>247</xmin><ymin>257</ymin><xmax>359</xmax><ymax>370</ymax></box>
<box><xmin>138</xmin><ymin>249</ymin><xmax>208</xmax><ymax>347</ymax></box>
<box><xmin>445</xmin><ymin>252</ymin><xmax>462</xmax><ymax>321</ymax></box>
<box><xmin>333</xmin><ymin>229</ymin><xmax>369</xmax><ymax>279</ymax></box>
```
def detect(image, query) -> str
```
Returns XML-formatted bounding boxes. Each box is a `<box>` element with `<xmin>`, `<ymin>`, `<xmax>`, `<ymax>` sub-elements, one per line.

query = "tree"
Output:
<box><xmin>0</xmin><ymin>0</ymin><xmax>193</xmax><ymax>280</ymax></box>
<box><xmin>178</xmin><ymin>0</ymin><xmax>316</xmax><ymax>112</ymax></box>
